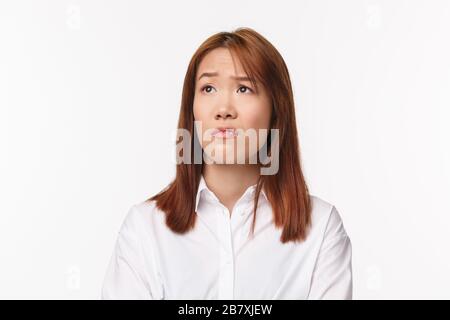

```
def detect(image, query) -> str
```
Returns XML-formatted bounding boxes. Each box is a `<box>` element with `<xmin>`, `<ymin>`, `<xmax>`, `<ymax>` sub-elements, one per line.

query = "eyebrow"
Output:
<box><xmin>197</xmin><ymin>72</ymin><xmax>253</xmax><ymax>82</ymax></box>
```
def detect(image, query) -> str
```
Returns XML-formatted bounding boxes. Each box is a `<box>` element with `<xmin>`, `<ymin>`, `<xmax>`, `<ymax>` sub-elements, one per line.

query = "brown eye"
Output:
<box><xmin>201</xmin><ymin>85</ymin><xmax>215</xmax><ymax>93</ymax></box>
<box><xmin>238</xmin><ymin>85</ymin><xmax>253</xmax><ymax>94</ymax></box>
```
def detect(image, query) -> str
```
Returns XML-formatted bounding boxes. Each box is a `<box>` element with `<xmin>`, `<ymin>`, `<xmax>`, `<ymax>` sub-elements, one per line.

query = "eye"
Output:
<box><xmin>237</xmin><ymin>85</ymin><xmax>253</xmax><ymax>94</ymax></box>
<box><xmin>201</xmin><ymin>85</ymin><xmax>216</xmax><ymax>93</ymax></box>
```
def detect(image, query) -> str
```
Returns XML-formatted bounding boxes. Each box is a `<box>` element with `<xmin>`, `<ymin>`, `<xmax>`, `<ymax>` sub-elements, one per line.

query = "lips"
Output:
<box><xmin>211</xmin><ymin>127</ymin><xmax>238</xmax><ymax>138</ymax></box>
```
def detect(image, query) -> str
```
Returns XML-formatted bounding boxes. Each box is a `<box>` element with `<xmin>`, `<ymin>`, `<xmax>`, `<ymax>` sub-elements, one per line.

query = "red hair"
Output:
<box><xmin>148</xmin><ymin>27</ymin><xmax>311</xmax><ymax>243</ymax></box>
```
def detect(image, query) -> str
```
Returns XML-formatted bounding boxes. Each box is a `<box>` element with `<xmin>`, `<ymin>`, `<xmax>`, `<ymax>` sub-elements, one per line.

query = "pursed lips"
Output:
<box><xmin>210</xmin><ymin>127</ymin><xmax>238</xmax><ymax>138</ymax></box>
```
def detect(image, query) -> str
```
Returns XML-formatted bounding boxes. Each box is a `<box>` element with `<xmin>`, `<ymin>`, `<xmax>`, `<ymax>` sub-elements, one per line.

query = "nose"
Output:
<box><xmin>214</xmin><ymin>99</ymin><xmax>237</xmax><ymax>120</ymax></box>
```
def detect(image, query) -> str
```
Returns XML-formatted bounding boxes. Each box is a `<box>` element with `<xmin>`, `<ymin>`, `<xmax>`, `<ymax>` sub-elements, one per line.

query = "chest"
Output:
<box><xmin>153</xmin><ymin>217</ymin><xmax>316</xmax><ymax>299</ymax></box>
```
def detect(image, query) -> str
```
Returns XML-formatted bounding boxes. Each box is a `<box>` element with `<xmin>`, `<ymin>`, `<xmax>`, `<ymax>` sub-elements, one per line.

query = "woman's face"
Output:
<box><xmin>193</xmin><ymin>47</ymin><xmax>272</xmax><ymax>164</ymax></box>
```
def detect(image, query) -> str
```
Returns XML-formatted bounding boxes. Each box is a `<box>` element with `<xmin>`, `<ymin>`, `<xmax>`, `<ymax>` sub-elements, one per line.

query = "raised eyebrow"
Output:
<box><xmin>197</xmin><ymin>72</ymin><xmax>254</xmax><ymax>82</ymax></box>
<box><xmin>197</xmin><ymin>72</ymin><xmax>219</xmax><ymax>81</ymax></box>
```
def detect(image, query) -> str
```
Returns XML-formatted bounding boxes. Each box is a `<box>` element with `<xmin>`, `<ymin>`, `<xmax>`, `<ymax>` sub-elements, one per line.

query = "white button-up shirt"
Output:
<box><xmin>101</xmin><ymin>176</ymin><xmax>352</xmax><ymax>299</ymax></box>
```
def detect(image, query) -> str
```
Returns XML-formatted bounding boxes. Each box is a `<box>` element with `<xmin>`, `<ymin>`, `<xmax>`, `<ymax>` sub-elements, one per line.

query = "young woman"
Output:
<box><xmin>102</xmin><ymin>27</ymin><xmax>352</xmax><ymax>300</ymax></box>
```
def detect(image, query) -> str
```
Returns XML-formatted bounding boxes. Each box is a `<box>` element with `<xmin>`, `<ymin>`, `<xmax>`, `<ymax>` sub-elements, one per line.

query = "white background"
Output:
<box><xmin>1</xmin><ymin>0</ymin><xmax>449</xmax><ymax>299</ymax></box>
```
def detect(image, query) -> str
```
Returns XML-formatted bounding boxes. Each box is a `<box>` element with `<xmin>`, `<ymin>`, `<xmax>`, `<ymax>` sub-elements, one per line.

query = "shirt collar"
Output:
<box><xmin>195</xmin><ymin>174</ymin><xmax>268</xmax><ymax>212</ymax></box>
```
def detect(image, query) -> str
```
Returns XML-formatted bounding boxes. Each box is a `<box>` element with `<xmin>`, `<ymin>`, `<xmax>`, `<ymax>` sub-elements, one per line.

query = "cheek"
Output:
<box><xmin>193</xmin><ymin>93</ymin><xmax>213</xmax><ymax>121</ymax></box>
<box><xmin>192</xmin><ymin>95</ymin><xmax>201</xmax><ymax>120</ymax></box>
<box><xmin>239</xmin><ymin>99</ymin><xmax>272</xmax><ymax>130</ymax></box>
<box><xmin>192</xmin><ymin>98</ymin><xmax>211</xmax><ymax>146</ymax></box>
<box><xmin>193</xmin><ymin>104</ymin><xmax>209</xmax><ymax>128</ymax></box>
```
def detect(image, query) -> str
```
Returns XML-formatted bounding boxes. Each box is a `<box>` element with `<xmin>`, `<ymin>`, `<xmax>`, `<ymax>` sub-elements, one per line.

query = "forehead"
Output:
<box><xmin>197</xmin><ymin>47</ymin><xmax>245</xmax><ymax>75</ymax></box>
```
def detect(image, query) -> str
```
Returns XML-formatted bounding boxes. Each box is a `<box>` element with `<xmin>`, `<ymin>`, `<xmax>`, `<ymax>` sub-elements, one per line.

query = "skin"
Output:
<box><xmin>193</xmin><ymin>47</ymin><xmax>272</xmax><ymax>215</ymax></box>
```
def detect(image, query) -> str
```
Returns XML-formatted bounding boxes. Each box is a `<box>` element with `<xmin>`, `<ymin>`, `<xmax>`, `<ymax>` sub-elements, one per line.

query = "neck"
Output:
<box><xmin>202</xmin><ymin>164</ymin><xmax>260</xmax><ymax>214</ymax></box>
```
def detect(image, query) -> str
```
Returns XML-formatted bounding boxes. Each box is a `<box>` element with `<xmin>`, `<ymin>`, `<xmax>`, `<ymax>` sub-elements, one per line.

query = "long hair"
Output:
<box><xmin>148</xmin><ymin>27</ymin><xmax>311</xmax><ymax>243</ymax></box>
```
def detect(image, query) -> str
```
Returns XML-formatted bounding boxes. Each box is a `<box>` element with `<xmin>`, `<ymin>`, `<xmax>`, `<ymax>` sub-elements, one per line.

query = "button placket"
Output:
<box><xmin>234</xmin><ymin>201</ymin><xmax>255</xmax><ymax>252</ymax></box>
<box><xmin>218</xmin><ymin>206</ymin><xmax>234</xmax><ymax>300</ymax></box>
<box><xmin>230</xmin><ymin>202</ymin><xmax>247</xmax><ymax>251</ymax></box>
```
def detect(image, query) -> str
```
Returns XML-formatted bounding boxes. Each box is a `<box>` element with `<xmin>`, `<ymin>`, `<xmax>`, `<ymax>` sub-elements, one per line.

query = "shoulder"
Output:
<box><xmin>308</xmin><ymin>194</ymin><xmax>349</xmax><ymax>240</ymax></box>
<box><xmin>118</xmin><ymin>199</ymin><xmax>165</xmax><ymax>236</ymax></box>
